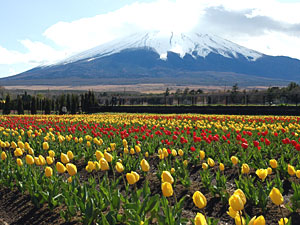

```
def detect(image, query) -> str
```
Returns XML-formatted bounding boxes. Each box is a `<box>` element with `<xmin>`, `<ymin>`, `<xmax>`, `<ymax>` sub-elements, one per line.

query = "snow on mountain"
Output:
<box><xmin>56</xmin><ymin>31</ymin><xmax>263</xmax><ymax>65</ymax></box>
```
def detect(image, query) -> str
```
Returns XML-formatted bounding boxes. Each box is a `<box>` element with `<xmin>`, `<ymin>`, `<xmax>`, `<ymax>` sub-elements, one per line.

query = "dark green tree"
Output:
<box><xmin>17</xmin><ymin>95</ymin><xmax>24</xmax><ymax>114</ymax></box>
<box><xmin>3</xmin><ymin>94</ymin><xmax>11</xmax><ymax>115</ymax></box>
<box><xmin>44</xmin><ymin>98</ymin><xmax>51</xmax><ymax>114</ymax></box>
<box><xmin>31</xmin><ymin>96</ymin><xmax>37</xmax><ymax>114</ymax></box>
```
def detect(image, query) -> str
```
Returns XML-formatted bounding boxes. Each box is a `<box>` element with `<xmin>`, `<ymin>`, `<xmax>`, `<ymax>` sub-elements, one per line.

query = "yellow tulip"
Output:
<box><xmin>67</xmin><ymin>176</ymin><xmax>72</xmax><ymax>183</ymax></box>
<box><xmin>234</xmin><ymin>189</ymin><xmax>246</xmax><ymax>205</ymax></box>
<box><xmin>86</xmin><ymin>161</ymin><xmax>95</xmax><ymax>172</ymax></box>
<box><xmin>219</xmin><ymin>163</ymin><xmax>225</xmax><ymax>171</ymax></box>
<box><xmin>269</xmin><ymin>187</ymin><xmax>283</xmax><ymax>205</ymax></box>
<box><xmin>178</xmin><ymin>149</ymin><xmax>184</xmax><ymax>156</ymax></box>
<box><xmin>278</xmin><ymin>218</ymin><xmax>288</xmax><ymax>225</ymax></box>
<box><xmin>115</xmin><ymin>162</ymin><xmax>124</xmax><ymax>173</ymax></box>
<box><xmin>56</xmin><ymin>162</ymin><xmax>66</xmax><ymax>173</ymax></box>
<box><xmin>14</xmin><ymin>148</ymin><xmax>23</xmax><ymax>157</ymax></box>
<box><xmin>267</xmin><ymin>167</ymin><xmax>272</xmax><ymax>175</ymax></box>
<box><xmin>100</xmin><ymin>158</ymin><xmax>110</xmax><ymax>171</ymax></box>
<box><xmin>256</xmin><ymin>169</ymin><xmax>268</xmax><ymax>181</ymax></box>
<box><xmin>183</xmin><ymin>160</ymin><xmax>188</xmax><ymax>167</ymax></box>
<box><xmin>171</xmin><ymin>168</ymin><xmax>175</xmax><ymax>174</ymax></box>
<box><xmin>248</xmin><ymin>216</ymin><xmax>256</xmax><ymax>225</ymax></box>
<box><xmin>227</xmin><ymin>207</ymin><xmax>239</xmax><ymax>219</ymax></box>
<box><xmin>269</xmin><ymin>159</ymin><xmax>278</xmax><ymax>169</ymax></box>
<box><xmin>46</xmin><ymin>156</ymin><xmax>54</xmax><ymax>165</ymax></box>
<box><xmin>135</xmin><ymin>145</ymin><xmax>141</xmax><ymax>153</ymax></box>
<box><xmin>253</xmin><ymin>215</ymin><xmax>265</xmax><ymax>225</ymax></box>
<box><xmin>17</xmin><ymin>141</ymin><xmax>24</xmax><ymax>149</ymax></box>
<box><xmin>199</xmin><ymin>150</ymin><xmax>205</xmax><ymax>160</ymax></box>
<box><xmin>241</xmin><ymin>163</ymin><xmax>250</xmax><ymax>174</ymax></box>
<box><xmin>17</xmin><ymin>158</ymin><xmax>23</xmax><ymax>166</ymax></box>
<box><xmin>161</xmin><ymin>182</ymin><xmax>173</xmax><ymax>197</ymax></box>
<box><xmin>161</xmin><ymin>171</ymin><xmax>174</xmax><ymax>184</ymax></box>
<box><xmin>67</xmin><ymin>151</ymin><xmax>74</xmax><ymax>160</ymax></box>
<box><xmin>140</xmin><ymin>159</ymin><xmax>150</xmax><ymax>172</ymax></box>
<box><xmin>194</xmin><ymin>212</ymin><xmax>207</xmax><ymax>225</ymax></box>
<box><xmin>202</xmin><ymin>163</ymin><xmax>208</xmax><ymax>170</ymax></box>
<box><xmin>48</xmin><ymin>150</ymin><xmax>55</xmax><ymax>158</ymax></box>
<box><xmin>34</xmin><ymin>156</ymin><xmax>41</xmax><ymax>166</ymax></box>
<box><xmin>288</xmin><ymin>164</ymin><xmax>296</xmax><ymax>176</ymax></box>
<box><xmin>61</xmin><ymin>153</ymin><xmax>70</xmax><ymax>164</ymax></box>
<box><xmin>95</xmin><ymin>150</ymin><xmax>104</xmax><ymax>161</ymax></box>
<box><xmin>126</xmin><ymin>171</ymin><xmax>139</xmax><ymax>185</ymax></box>
<box><xmin>25</xmin><ymin>154</ymin><xmax>34</xmax><ymax>165</ymax></box>
<box><xmin>231</xmin><ymin>156</ymin><xmax>239</xmax><ymax>165</ymax></box>
<box><xmin>1</xmin><ymin>151</ymin><xmax>7</xmax><ymax>160</ymax></box>
<box><xmin>45</xmin><ymin>166</ymin><xmax>53</xmax><ymax>177</ymax></box>
<box><xmin>193</xmin><ymin>191</ymin><xmax>207</xmax><ymax>209</ymax></box>
<box><xmin>296</xmin><ymin>170</ymin><xmax>300</xmax><ymax>179</ymax></box>
<box><xmin>66</xmin><ymin>163</ymin><xmax>77</xmax><ymax>176</ymax></box>
<box><xmin>207</xmin><ymin>158</ymin><xmax>215</xmax><ymax>167</ymax></box>
<box><xmin>43</xmin><ymin>142</ymin><xmax>49</xmax><ymax>150</ymax></box>
<box><xmin>39</xmin><ymin>155</ymin><xmax>46</xmax><ymax>166</ymax></box>
<box><xmin>229</xmin><ymin>194</ymin><xmax>244</xmax><ymax>211</ymax></box>
<box><xmin>104</xmin><ymin>152</ymin><xmax>113</xmax><ymax>162</ymax></box>
<box><xmin>171</xmin><ymin>149</ymin><xmax>177</xmax><ymax>156</ymax></box>
<box><xmin>235</xmin><ymin>215</ymin><xmax>245</xmax><ymax>225</ymax></box>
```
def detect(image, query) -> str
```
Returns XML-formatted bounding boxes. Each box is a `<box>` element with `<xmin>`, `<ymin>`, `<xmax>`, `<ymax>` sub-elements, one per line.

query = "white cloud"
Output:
<box><xmin>2</xmin><ymin>0</ymin><xmax>300</xmax><ymax>78</ymax></box>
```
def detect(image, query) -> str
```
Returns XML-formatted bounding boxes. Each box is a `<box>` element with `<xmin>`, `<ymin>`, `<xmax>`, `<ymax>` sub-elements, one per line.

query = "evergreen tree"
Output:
<box><xmin>3</xmin><ymin>94</ymin><xmax>10</xmax><ymax>115</ymax></box>
<box><xmin>17</xmin><ymin>95</ymin><xmax>24</xmax><ymax>115</ymax></box>
<box><xmin>44</xmin><ymin>98</ymin><xmax>51</xmax><ymax>114</ymax></box>
<box><xmin>31</xmin><ymin>96</ymin><xmax>37</xmax><ymax>114</ymax></box>
<box><xmin>66</xmin><ymin>94</ymin><xmax>71</xmax><ymax>113</ymax></box>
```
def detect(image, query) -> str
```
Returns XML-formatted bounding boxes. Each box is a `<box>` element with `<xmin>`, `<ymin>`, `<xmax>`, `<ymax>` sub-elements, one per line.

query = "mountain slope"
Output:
<box><xmin>1</xmin><ymin>31</ymin><xmax>300</xmax><ymax>87</ymax></box>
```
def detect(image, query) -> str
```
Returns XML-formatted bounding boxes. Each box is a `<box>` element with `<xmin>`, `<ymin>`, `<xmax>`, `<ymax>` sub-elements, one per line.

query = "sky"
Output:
<box><xmin>1</xmin><ymin>0</ymin><xmax>300</xmax><ymax>78</ymax></box>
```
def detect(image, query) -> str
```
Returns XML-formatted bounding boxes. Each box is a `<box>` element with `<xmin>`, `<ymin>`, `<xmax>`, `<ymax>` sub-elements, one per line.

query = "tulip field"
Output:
<box><xmin>1</xmin><ymin>114</ymin><xmax>300</xmax><ymax>225</ymax></box>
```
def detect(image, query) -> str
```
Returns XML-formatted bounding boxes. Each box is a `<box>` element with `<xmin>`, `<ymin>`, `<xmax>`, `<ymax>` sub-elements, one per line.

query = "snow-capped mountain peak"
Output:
<box><xmin>57</xmin><ymin>31</ymin><xmax>262</xmax><ymax>65</ymax></box>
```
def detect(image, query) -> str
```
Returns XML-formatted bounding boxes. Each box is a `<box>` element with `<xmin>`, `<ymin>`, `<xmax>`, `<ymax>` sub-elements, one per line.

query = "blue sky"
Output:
<box><xmin>1</xmin><ymin>0</ymin><xmax>300</xmax><ymax>78</ymax></box>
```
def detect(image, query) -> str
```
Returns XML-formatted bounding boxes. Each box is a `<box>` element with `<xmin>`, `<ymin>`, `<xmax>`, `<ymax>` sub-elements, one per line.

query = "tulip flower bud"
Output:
<box><xmin>231</xmin><ymin>156</ymin><xmax>238</xmax><ymax>165</ymax></box>
<box><xmin>234</xmin><ymin>189</ymin><xmax>246</xmax><ymax>205</ymax></box>
<box><xmin>248</xmin><ymin>216</ymin><xmax>256</xmax><ymax>225</ymax></box>
<box><xmin>1</xmin><ymin>151</ymin><xmax>7</xmax><ymax>160</ymax></box>
<box><xmin>25</xmin><ymin>154</ymin><xmax>34</xmax><ymax>165</ymax></box>
<box><xmin>288</xmin><ymin>164</ymin><xmax>296</xmax><ymax>176</ymax></box>
<box><xmin>100</xmin><ymin>158</ymin><xmax>109</xmax><ymax>171</ymax></box>
<box><xmin>267</xmin><ymin>167</ymin><xmax>272</xmax><ymax>175</ymax></box>
<box><xmin>67</xmin><ymin>151</ymin><xmax>74</xmax><ymax>160</ymax></box>
<box><xmin>43</xmin><ymin>142</ymin><xmax>49</xmax><ymax>150</ymax></box>
<box><xmin>202</xmin><ymin>163</ymin><xmax>208</xmax><ymax>170</ymax></box>
<box><xmin>67</xmin><ymin>176</ymin><xmax>72</xmax><ymax>183</ymax></box>
<box><xmin>296</xmin><ymin>170</ymin><xmax>300</xmax><ymax>179</ymax></box>
<box><xmin>46</xmin><ymin>156</ymin><xmax>54</xmax><ymax>165</ymax></box>
<box><xmin>253</xmin><ymin>215</ymin><xmax>265</xmax><ymax>225</ymax></box>
<box><xmin>17</xmin><ymin>158</ymin><xmax>23</xmax><ymax>166</ymax></box>
<box><xmin>140</xmin><ymin>159</ymin><xmax>150</xmax><ymax>172</ymax></box>
<box><xmin>199</xmin><ymin>150</ymin><xmax>205</xmax><ymax>160</ymax></box>
<box><xmin>256</xmin><ymin>169</ymin><xmax>268</xmax><ymax>181</ymax></box>
<box><xmin>193</xmin><ymin>191</ymin><xmax>207</xmax><ymax>209</ymax></box>
<box><xmin>86</xmin><ymin>161</ymin><xmax>95</xmax><ymax>172</ymax></box>
<box><xmin>194</xmin><ymin>213</ymin><xmax>207</xmax><ymax>225</ymax></box>
<box><xmin>278</xmin><ymin>218</ymin><xmax>288</xmax><ymax>225</ymax></box>
<box><xmin>61</xmin><ymin>153</ymin><xmax>70</xmax><ymax>164</ymax></box>
<box><xmin>115</xmin><ymin>162</ymin><xmax>124</xmax><ymax>173</ymax></box>
<box><xmin>48</xmin><ymin>150</ymin><xmax>55</xmax><ymax>158</ymax></box>
<box><xmin>66</xmin><ymin>163</ymin><xmax>77</xmax><ymax>176</ymax></box>
<box><xmin>104</xmin><ymin>152</ymin><xmax>113</xmax><ymax>162</ymax></box>
<box><xmin>235</xmin><ymin>215</ymin><xmax>245</xmax><ymax>225</ymax></box>
<box><xmin>269</xmin><ymin>187</ymin><xmax>283</xmax><ymax>205</ymax></box>
<box><xmin>241</xmin><ymin>163</ymin><xmax>250</xmax><ymax>174</ymax></box>
<box><xmin>126</xmin><ymin>172</ymin><xmax>137</xmax><ymax>185</ymax></box>
<box><xmin>95</xmin><ymin>150</ymin><xmax>104</xmax><ymax>161</ymax></box>
<box><xmin>161</xmin><ymin>171</ymin><xmax>174</xmax><ymax>184</ymax></box>
<box><xmin>227</xmin><ymin>206</ymin><xmax>239</xmax><ymax>219</ymax></box>
<box><xmin>45</xmin><ymin>166</ymin><xmax>53</xmax><ymax>177</ymax></box>
<box><xmin>269</xmin><ymin>159</ymin><xmax>278</xmax><ymax>169</ymax></box>
<box><xmin>14</xmin><ymin>148</ymin><xmax>23</xmax><ymax>157</ymax></box>
<box><xmin>219</xmin><ymin>163</ymin><xmax>225</xmax><ymax>171</ymax></box>
<box><xmin>207</xmin><ymin>158</ymin><xmax>215</xmax><ymax>167</ymax></box>
<box><xmin>36</xmin><ymin>155</ymin><xmax>44</xmax><ymax>165</ymax></box>
<box><xmin>171</xmin><ymin>149</ymin><xmax>177</xmax><ymax>156</ymax></box>
<box><xmin>178</xmin><ymin>149</ymin><xmax>184</xmax><ymax>156</ymax></box>
<box><xmin>56</xmin><ymin>162</ymin><xmax>66</xmax><ymax>173</ymax></box>
<box><xmin>161</xmin><ymin>182</ymin><xmax>173</xmax><ymax>197</ymax></box>
<box><xmin>229</xmin><ymin>194</ymin><xmax>244</xmax><ymax>211</ymax></box>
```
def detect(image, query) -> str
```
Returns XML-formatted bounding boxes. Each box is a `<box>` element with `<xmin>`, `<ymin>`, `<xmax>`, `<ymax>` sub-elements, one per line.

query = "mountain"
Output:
<box><xmin>1</xmin><ymin>31</ymin><xmax>300</xmax><ymax>87</ymax></box>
